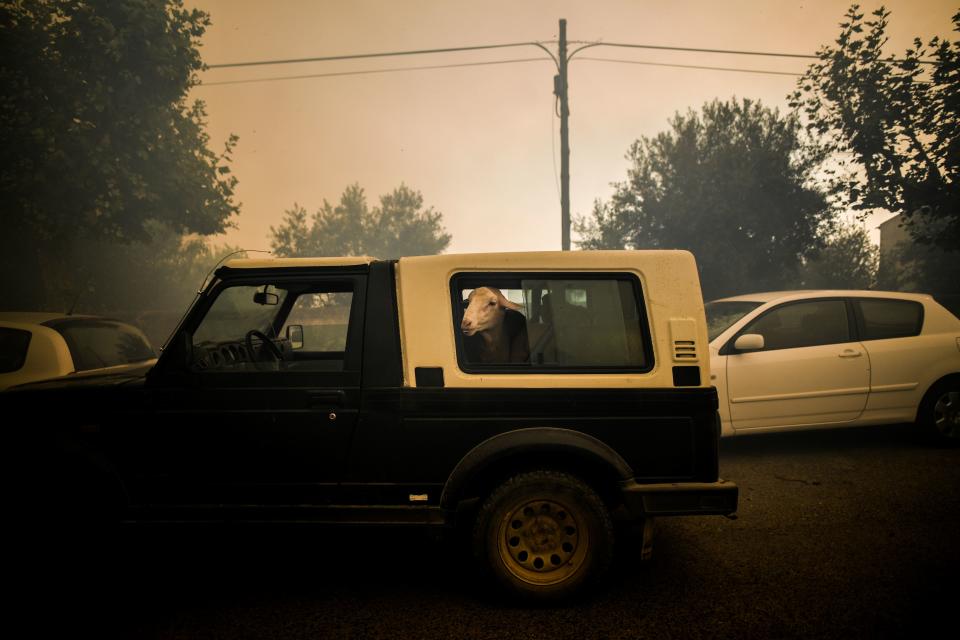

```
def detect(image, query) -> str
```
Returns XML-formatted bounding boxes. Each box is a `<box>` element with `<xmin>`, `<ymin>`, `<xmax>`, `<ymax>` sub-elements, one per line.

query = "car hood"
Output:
<box><xmin>4</xmin><ymin>361</ymin><xmax>154</xmax><ymax>392</ymax></box>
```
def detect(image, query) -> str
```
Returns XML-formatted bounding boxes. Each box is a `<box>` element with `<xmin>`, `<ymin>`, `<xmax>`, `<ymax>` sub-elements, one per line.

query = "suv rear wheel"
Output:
<box><xmin>472</xmin><ymin>470</ymin><xmax>614</xmax><ymax>601</ymax></box>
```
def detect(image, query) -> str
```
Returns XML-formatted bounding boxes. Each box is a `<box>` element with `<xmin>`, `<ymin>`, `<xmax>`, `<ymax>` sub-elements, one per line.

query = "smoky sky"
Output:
<box><xmin>188</xmin><ymin>0</ymin><xmax>956</xmax><ymax>254</ymax></box>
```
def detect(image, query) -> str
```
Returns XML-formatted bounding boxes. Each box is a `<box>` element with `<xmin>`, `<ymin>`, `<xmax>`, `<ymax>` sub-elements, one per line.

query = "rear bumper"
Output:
<box><xmin>620</xmin><ymin>479</ymin><xmax>738</xmax><ymax>517</ymax></box>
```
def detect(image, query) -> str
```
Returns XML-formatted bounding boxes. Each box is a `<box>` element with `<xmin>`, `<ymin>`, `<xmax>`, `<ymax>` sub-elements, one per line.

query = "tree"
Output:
<box><xmin>795</xmin><ymin>221</ymin><xmax>878</xmax><ymax>289</ymax></box>
<box><xmin>789</xmin><ymin>5</ymin><xmax>960</xmax><ymax>254</ymax></box>
<box><xmin>64</xmin><ymin>223</ymin><xmax>246</xmax><ymax>347</ymax></box>
<box><xmin>68</xmin><ymin>221</ymin><xmax>244</xmax><ymax>314</ymax></box>
<box><xmin>575</xmin><ymin>98</ymin><xmax>832</xmax><ymax>300</ymax></box>
<box><xmin>270</xmin><ymin>183</ymin><xmax>451</xmax><ymax>259</ymax></box>
<box><xmin>0</xmin><ymin>0</ymin><xmax>238</xmax><ymax>308</ymax></box>
<box><xmin>876</xmin><ymin>234</ymin><xmax>960</xmax><ymax>294</ymax></box>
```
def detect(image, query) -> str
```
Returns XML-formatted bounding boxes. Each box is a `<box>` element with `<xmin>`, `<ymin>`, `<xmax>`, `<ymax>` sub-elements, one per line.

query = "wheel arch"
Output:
<box><xmin>917</xmin><ymin>372</ymin><xmax>960</xmax><ymax>419</ymax></box>
<box><xmin>439</xmin><ymin>427</ymin><xmax>633</xmax><ymax>512</ymax></box>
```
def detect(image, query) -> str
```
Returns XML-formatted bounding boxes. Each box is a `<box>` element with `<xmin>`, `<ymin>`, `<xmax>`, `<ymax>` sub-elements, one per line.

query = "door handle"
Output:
<box><xmin>838</xmin><ymin>349</ymin><xmax>862</xmax><ymax>358</ymax></box>
<box><xmin>308</xmin><ymin>390</ymin><xmax>345</xmax><ymax>408</ymax></box>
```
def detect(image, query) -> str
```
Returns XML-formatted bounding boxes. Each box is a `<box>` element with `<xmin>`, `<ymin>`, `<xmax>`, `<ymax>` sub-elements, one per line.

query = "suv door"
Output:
<box><xmin>119</xmin><ymin>272</ymin><xmax>366</xmax><ymax>508</ymax></box>
<box><xmin>724</xmin><ymin>298</ymin><xmax>869</xmax><ymax>431</ymax></box>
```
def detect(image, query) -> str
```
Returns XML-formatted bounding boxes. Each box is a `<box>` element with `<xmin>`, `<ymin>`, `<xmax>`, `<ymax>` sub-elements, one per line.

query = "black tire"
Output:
<box><xmin>918</xmin><ymin>379</ymin><xmax>960</xmax><ymax>444</ymax></box>
<box><xmin>472</xmin><ymin>470</ymin><xmax>614</xmax><ymax>602</ymax></box>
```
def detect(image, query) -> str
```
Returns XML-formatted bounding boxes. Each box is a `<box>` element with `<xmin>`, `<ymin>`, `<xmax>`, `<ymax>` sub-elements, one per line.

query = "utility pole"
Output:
<box><xmin>555</xmin><ymin>19</ymin><xmax>571</xmax><ymax>251</ymax></box>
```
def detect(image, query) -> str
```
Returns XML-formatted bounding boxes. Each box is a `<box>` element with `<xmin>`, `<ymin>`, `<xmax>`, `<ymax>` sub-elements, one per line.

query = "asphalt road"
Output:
<box><xmin>33</xmin><ymin>423</ymin><xmax>960</xmax><ymax>639</ymax></box>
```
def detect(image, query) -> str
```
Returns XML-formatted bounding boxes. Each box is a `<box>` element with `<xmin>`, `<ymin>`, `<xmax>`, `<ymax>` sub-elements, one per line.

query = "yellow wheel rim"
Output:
<box><xmin>497</xmin><ymin>497</ymin><xmax>588</xmax><ymax>586</ymax></box>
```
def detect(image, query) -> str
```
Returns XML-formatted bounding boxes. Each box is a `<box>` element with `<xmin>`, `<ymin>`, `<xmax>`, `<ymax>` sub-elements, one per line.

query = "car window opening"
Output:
<box><xmin>189</xmin><ymin>282</ymin><xmax>355</xmax><ymax>373</ymax></box>
<box><xmin>453</xmin><ymin>275</ymin><xmax>652</xmax><ymax>372</ymax></box>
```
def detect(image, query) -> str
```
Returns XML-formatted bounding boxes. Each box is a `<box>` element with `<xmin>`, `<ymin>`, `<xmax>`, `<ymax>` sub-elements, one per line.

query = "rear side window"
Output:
<box><xmin>0</xmin><ymin>328</ymin><xmax>31</xmax><ymax>373</ymax></box>
<box><xmin>855</xmin><ymin>299</ymin><xmax>923</xmax><ymax>340</ymax></box>
<box><xmin>54</xmin><ymin>321</ymin><xmax>156</xmax><ymax>372</ymax></box>
<box><xmin>451</xmin><ymin>273</ymin><xmax>653</xmax><ymax>372</ymax></box>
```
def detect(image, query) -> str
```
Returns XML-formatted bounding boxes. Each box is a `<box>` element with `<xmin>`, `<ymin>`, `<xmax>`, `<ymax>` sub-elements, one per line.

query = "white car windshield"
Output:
<box><xmin>705</xmin><ymin>300</ymin><xmax>764</xmax><ymax>341</ymax></box>
<box><xmin>52</xmin><ymin>320</ymin><xmax>156</xmax><ymax>371</ymax></box>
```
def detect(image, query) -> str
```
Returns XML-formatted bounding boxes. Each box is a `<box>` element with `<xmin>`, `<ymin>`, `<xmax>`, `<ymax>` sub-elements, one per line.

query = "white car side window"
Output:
<box><xmin>742</xmin><ymin>300</ymin><xmax>850</xmax><ymax>351</ymax></box>
<box><xmin>856</xmin><ymin>299</ymin><xmax>923</xmax><ymax>340</ymax></box>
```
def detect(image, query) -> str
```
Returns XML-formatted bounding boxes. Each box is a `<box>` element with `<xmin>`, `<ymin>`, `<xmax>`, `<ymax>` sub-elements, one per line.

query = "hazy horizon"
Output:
<box><xmin>187</xmin><ymin>0</ymin><xmax>957</xmax><ymax>255</ymax></box>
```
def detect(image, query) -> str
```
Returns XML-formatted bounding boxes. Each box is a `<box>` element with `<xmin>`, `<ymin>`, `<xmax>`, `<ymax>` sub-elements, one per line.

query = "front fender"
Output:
<box><xmin>710</xmin><ymin>352</ymin><xmax>735</xmax><ymax>437</ymax></box>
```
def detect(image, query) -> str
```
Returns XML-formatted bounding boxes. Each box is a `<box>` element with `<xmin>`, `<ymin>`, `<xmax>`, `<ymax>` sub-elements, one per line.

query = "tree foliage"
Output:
<box><xmin>575</xmin><ymin>98</ymin><xmax>832</xmax><ymax>299</ymax></box>
<box><xmin>0</xmin><ymin>0</ymin><xmax>238</xmax><ymax>307</ymax></box>
<box><xmin>64</xmin><ymin>223</ymin><xmax>245</xmax><ymax>347</ymax></box>
<box><xmin>796</xmin><ymin>222</ymin><xmax>878</xmax><ymax>289</ymax></box>
<box><xmin>270</xmin><ymin>184</ymin><xmax>451</xmax><ymax>259</ymax></box>
<box><xmin>68</xmin><ymin>222</ymin><xmax>242</xmax><ymax>313</ymax></box>
<box><xmin>789</xmin><ymin>5</ymin><xmax>960</xmax><ymax>253</ymax></box>
<box><xmin>877</xmin><ymin>233</ymin><xmax>960</xmax><ymax>294</ymax></box>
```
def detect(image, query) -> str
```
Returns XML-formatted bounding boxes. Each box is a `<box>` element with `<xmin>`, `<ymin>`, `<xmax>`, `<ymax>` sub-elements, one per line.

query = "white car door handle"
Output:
<box><xmin>838</xmin><ymin>349</ymin><xmax>862</xmax><ymax>358</ymax></box>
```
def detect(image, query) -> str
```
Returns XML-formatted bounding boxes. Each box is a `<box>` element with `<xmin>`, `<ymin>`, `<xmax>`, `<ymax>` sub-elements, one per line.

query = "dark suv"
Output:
<box><xmin>8</xmin><ymin>251</ymin><xmax>737</xmax><ymax>601</ymax></box>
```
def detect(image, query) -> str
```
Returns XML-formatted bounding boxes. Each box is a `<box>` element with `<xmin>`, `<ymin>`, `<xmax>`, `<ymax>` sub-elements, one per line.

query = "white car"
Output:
<box><xmin>706</xmin><ymin>291</ymin><xmax>960</xmax><ymax>442</ymax></box>
<box><xmin>0</xmin><ymin>312</ymin><xmax>157</xmax><ymax>390</ymax></box>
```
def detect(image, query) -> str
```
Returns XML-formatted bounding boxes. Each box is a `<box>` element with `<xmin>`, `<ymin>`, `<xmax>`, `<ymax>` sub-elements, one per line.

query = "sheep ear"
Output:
<box><xmin>498</xmin><ymin>292</ymin><xmax>522</xmax><ymax>311</ymax></box>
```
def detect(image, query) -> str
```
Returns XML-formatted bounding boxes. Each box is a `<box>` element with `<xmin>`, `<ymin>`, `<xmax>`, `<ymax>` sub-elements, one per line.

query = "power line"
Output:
<box><xmin>578</xmin><ymin>56</ymin><xmax>803</xmax><ymax>77</ymax></box>
<box><xmin>551</xmin><ymin>97</ymin><xmax>561</xmax><ymax>204</ymax></box>
<box><xmin>204</xmin><ymin>39</ymin><xmax>939</xmax><ymax>72</ymax></box>
<box><xmin>198</xmin><ymin>56</ymin><xmax>805</xmax><ymax>88</ymax></box>
<box><xmin>569</xmin><ymin>40</ymin><xmax>820</xmax><ymax>61</ymax></box>
<box><xmin>568</xmin><ymin>40</ymin><xmax>939</xmax><ymax>66</ymax></box>
<box><xmin>206</xmin><ymin>42</ymin><xmax>553</xmax><ymax>69</ymax></box>
<box><xmin>198</xmin><ymin>57</ymin><xmax>550</xmax><ymax>87</ymax></box>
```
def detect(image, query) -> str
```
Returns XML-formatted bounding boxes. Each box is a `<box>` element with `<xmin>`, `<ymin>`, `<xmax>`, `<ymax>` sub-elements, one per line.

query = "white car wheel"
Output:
<box><xmin>933</xmin><ymin>389</ymin><xmax>960</xmax><ymax>440</ymax></box>
<box><xmin>920</xmin><ymin>380</ymin><xmax>960</xmax><ymax>444</ymax></box>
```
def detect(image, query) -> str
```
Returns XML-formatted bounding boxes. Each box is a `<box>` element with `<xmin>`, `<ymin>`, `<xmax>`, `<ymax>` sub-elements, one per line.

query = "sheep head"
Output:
<box><xmin>460</xmin><ymin>286</ymin><xmax>522</xmax><ymax>336</ymax></box>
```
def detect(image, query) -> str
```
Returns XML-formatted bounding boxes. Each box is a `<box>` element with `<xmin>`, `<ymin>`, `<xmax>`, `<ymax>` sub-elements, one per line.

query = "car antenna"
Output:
<box><xmin>66</xmin><ymin>282</ymin><xmax>88</xmax><ymax>316</ymax></box>
<box><xmin>66</xmin><ymin>293</ymin><xmax>79</xmax><ymax>316</ymax></box>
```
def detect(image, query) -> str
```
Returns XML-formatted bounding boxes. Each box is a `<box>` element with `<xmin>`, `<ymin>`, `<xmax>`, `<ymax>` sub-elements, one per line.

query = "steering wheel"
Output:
<box><xmin>245</xmin><ymin>329</ymin><xmax>283</xmax><ymax>361</ymax></box>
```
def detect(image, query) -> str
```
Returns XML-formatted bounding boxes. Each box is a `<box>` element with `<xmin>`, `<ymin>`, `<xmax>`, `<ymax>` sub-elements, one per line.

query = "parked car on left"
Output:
<box><xmin>0</xmin><ymin>312</ymin><xmax>157</xmax><ymax>390</ymax></box>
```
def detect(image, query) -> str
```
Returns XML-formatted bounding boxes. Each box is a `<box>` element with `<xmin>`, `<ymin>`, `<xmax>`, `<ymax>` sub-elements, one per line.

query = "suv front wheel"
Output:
<box><xmin>472</xmin><ymin>469</ymin><xmax>615</xmax><ymax>601</ymax></box>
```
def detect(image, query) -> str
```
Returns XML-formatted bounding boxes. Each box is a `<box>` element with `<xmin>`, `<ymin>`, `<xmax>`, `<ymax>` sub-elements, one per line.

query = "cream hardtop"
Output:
<box><xmin>397</xmin><ymin>249</ymin><xmax>693</xmax><ymax>271</ymax></box>
<box><xmin>221</xmin><ymin>256</ymin><xmax>375</xmax><ymax>269</ymax></box>
<box><xmin>395</xmin><ymin>250</ymin><xmax>709</xmax><ymax>389</ymax></box>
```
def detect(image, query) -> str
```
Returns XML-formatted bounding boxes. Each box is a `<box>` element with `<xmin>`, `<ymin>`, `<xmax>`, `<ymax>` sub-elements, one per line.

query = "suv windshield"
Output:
<box><xmin>705</xmin><ymin>300</ymin><xmax>763</xmax><ymax>341</ymax></box>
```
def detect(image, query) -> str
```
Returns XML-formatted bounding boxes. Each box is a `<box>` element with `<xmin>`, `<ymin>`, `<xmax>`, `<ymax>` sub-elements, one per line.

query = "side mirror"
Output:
<box><xmin>286</xmin><ymin>324</ymin><xmax>304</xmax><ymax>350</ymax></box>
<box><xmin>253</xmin><ymin>291</ymin><xmax>279</xmax><ymax>306</ymax></box>
<box><xmin>734</xmin><ymin>334</ymin><xmax>765</xmax><ymax>351</ymax></box>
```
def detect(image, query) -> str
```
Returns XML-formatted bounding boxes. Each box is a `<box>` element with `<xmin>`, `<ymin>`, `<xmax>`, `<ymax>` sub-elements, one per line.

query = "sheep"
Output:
<box><xmin>460</xmin><ymin>286</ymin><xmax>530</xmax><ymax>364</ymax></box>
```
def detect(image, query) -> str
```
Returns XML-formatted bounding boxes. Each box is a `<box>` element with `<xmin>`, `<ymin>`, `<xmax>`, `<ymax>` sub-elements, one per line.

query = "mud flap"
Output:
<box><xmin>641</xmin><ymin>517</ymin><xmax>655</xmax><ymax>561</ymax></box>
